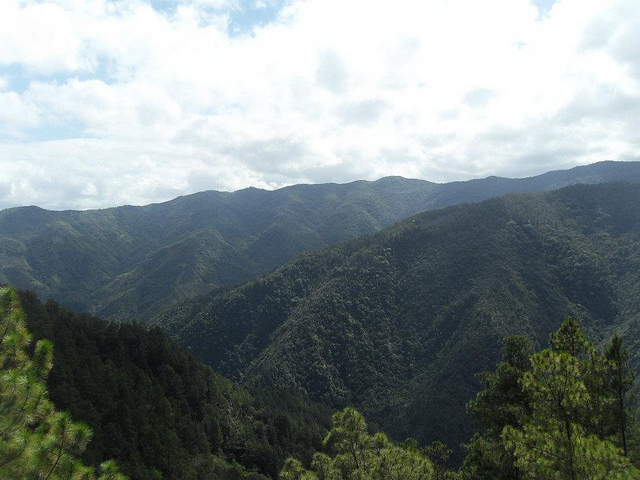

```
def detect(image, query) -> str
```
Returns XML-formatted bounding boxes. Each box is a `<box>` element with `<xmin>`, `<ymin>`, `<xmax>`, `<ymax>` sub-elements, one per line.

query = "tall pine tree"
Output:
<box><xmin>459</xmin><ymin>336</ymin><xmax>533</xmax><ymax>479</ymax></box>
<box><xmin>502</xmin><ymin>319</ymin><xmax>637</xmax><ymax>479</ymax></box>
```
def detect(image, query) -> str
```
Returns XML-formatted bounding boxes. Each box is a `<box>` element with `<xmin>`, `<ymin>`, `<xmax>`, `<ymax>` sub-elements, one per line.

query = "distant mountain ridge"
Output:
<box><xmin>156</xmin><ymin>182</ymin><xmax>640</xmax><ymax>462</ymax></box>
<box><xmin>1</xmin><ymin>160</ymin><xmax>639</xmax><ymax>321</ymax></box>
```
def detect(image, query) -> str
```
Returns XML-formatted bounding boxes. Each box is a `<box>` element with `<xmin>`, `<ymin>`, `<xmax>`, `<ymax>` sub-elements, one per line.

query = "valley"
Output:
<box><xmin>3</xmin><ymin>162</ymin><xmax>640</xmax><ymax>478</ymax></box>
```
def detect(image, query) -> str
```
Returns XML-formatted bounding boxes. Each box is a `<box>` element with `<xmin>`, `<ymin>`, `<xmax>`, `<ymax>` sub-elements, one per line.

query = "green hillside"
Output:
<box><xmin>4</xmin><ymin>286</ymin><xmax>638</xmax><ymax>478</ymax></box>
<box><xmin>2</xmin><ymin>161</ymin><xmax>639</xmax><ymax>322</ymax></box>
<box><xmin>157</xmin><ymin>182</ymin><xmax>640</xmax><ymax>461</ymax></box>
<box><xmin>16</xmin><ymin>289</ymin><xmax>331</xmax><ymax>480</ymax></box>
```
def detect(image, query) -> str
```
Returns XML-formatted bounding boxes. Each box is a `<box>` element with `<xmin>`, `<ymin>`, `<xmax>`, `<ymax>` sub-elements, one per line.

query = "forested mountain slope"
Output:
<box><xmin>17</xmin><ymin>290</ymin><xmax>331</xmax><ymax>480</ymax></box>
<box><xmin>2</xmin><ymin>161</ymin><xmax>639</xmax><ymax>322</ymax></box>
<box><xmin>157</xmin><ymin>182</ymin><xmax>640</xmax><ymax>461</ymax></box>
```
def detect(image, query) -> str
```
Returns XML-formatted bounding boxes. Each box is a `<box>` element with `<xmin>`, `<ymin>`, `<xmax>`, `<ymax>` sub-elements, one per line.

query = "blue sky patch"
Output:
<box><xmin>149</xmin><ymin>0</ymin><xmax>287</xmax><ymax>36</ymax></box>
<box><xmin>1</xmin><ymin>65</ymin><xmax>33</xmax><ymax>94</ymax></box>
<box><xmin>228</xmin><ymin>1</ymin><xmax>286</xmax><ymax>36</ymax></box>
<box><xmin>531</xmin><ymin>0</ymin><xmax>556</xmax><ymax>17</ymax></box>
<box><xmin>25</xmin><ymin>122</ymin><xmax>91</xmax><ymax>142</ymax></box>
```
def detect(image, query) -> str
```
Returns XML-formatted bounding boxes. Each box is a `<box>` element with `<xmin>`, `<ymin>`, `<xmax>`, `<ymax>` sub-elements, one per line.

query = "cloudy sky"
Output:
<box><xmin>1</xmin><ymin>0</ymin><xmax>639</xmax><ymax>210</ymax></box>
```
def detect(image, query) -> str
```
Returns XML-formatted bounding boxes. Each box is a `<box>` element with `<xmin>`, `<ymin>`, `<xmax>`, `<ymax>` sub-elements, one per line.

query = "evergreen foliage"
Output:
<box><xmin>280</xmin><ymin>407</ymin><xmax>434</xmax><ymax>480</ymax></box>
<box><xmin>603</xmin><ymin>335</ymin><xmax>635</xmax><ymax>459</ymax></box>
<box><xmin>4</xmin><ymin>171</ymin><xmax>640</xmax><ymax>475</ymax></box>
<box><xmin>458</xmin><ymin>336</ymin><xmax>534</xmax><ymax>479</ymax></box>
<box><xmin>0</xmin><ymin>286</ymin><xmax>126</xmax><ymax>480</ymax></box>
<box><xmin>1</xmin><ymin>161</ymin><xmax>638</xmax><ymax>322</ymax></box>
<box><xmin>158</xmin><ymin>182</ymin><xmax>640</xmax><ymax>461</ymax></box>
<box><xmin>17</xmin><ymin>289</ymin><xmax>331</xmax><ymax>480</ymax></box>
<box><xmin>462</xmin><ymin>318</ymin><xmax>639</xmax><ymax>479</ymax></box>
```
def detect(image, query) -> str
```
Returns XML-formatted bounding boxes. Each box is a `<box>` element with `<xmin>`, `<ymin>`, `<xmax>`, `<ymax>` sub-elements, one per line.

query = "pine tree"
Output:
<box><xmin>459</xmin><ymin>336</ymin><xmax>533</xmax><ymax>479</ymax></box>
<box><xmin>502</xmin><ymin>318</ymin><xmax>637</xmax><ymax>479</ymax></box>
<box><xmin>0</xmin><ymin>286</ymin><xmax>126</xmax><ymax>480</ymax></box>
<box><xmin>603</xmin><ymin>335</ymin><xmax>634</xmax><ymax>457</ymax></box>
<box><xmin>280</xmin><ymin>407</ymin><xmax>434</xmax><ymax>480</ymax></box>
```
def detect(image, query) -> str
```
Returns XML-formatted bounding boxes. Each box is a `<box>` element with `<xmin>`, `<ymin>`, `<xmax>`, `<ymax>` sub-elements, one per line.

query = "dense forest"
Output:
<box><xmin>8</xmin><ymin>287</ymin><xmax>331</xmax><ymax>479</ymax></box>
<box><xmin>1</xmin><ymin>161</ymin><xmax>639</xmax><ymax>323</ymax></box>
<box><xmin>3</xmin><ymin>287</ymin><xmax>639</xmax><ymax>479</ymax></box>
<box><xmin>157</xmin><ymin>182</ymin><xmax>640</xmax><ymax>461</ymax></box>
<box><xmin>279</xmin><ymin>319</ymin><xmax>640</xmax><ymax>479</ymax></box>
<box><xmin>4</xmin><ymin>169</ymin><xmax>640</xmax><ymax>478</ymax></box>
<box><xmin>0</xmin><ymin>286</ymin><xmax>126</xmax><ymax>479</ymax></box>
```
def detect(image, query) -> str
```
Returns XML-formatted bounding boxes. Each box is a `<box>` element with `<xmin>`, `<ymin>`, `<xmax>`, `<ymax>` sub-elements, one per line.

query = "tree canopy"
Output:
<box><xmin>461</xmin><ymin>318</ymin><xmax>639</xmax><ymax>479</ymax></box>
<box><xmin>0</xmin><ymin>286</ymin><xmax>126</xmax><ymax>480</ymax></box>
<box><xmin>280</xmin><ymin>407</ymin><xmax>434</xmax><ymax>480</ymax></box>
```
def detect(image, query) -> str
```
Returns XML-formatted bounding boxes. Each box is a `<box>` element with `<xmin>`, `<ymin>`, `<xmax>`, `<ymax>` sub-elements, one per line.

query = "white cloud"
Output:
<box><xmin>0</xmin><ymin>91</ymin><xmax>41</xmax><ymax>137</ymax></box>
<box><xmin>0</xmin><ymin>0</ymin><xmax>639</xmax><ymax>209</ymax></box>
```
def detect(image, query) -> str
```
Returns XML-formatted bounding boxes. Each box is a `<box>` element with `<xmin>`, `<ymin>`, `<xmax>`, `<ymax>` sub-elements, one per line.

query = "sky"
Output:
<box><xmin>0</xmin><ymin>0</ymin><xmax>639</xmax><ymax>210</ymax></box>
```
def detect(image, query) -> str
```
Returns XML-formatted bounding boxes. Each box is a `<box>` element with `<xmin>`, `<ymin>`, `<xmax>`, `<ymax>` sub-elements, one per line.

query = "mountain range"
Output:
<box><xmin>2</xmin><ymin>161</ymin><xmax>640</xmax><ymax>322</ymax></box>
<box><xmin>155</xmin><ymin>181</ymin><xmax>640</xmax><ymax>461</ymax></box>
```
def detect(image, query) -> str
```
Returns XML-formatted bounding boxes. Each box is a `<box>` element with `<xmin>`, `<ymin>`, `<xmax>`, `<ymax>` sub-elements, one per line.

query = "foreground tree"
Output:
<box><xmin>459</xmin><ymin>336</ymin><xmax>533</xmax><ymax>479</ymax></box>
<box><xmin>503</xmin><ymin>319</ymin><xmax>637</xmax><ymax>478</ymax></box>
<box><xmin>462</xmin><ymin>318</ymin><xmax>639</xmax><ymax>479</ymax></box>
<box><xmin>603</xmin><ymin>335</ymin><xmax>635</xmax><ymax>457</ymax></box>
<box><xmin>280</xmin><ymin>407</ymin><xmax>434</xmax><ymax>480</ymax></box>
<box><xmin>0</xmin><ymin>286</ymin><xmax>126</xmax><ymax>480</ymax></box>
<box><xmin>424</xmin><ymin>440</ymin><xmax>452</xmax><ymax>480</ymax></box>
<box><xmin>502</xmin><ymin>347</ymin><xmax>634</xmax><ymax>478</ymax></box>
